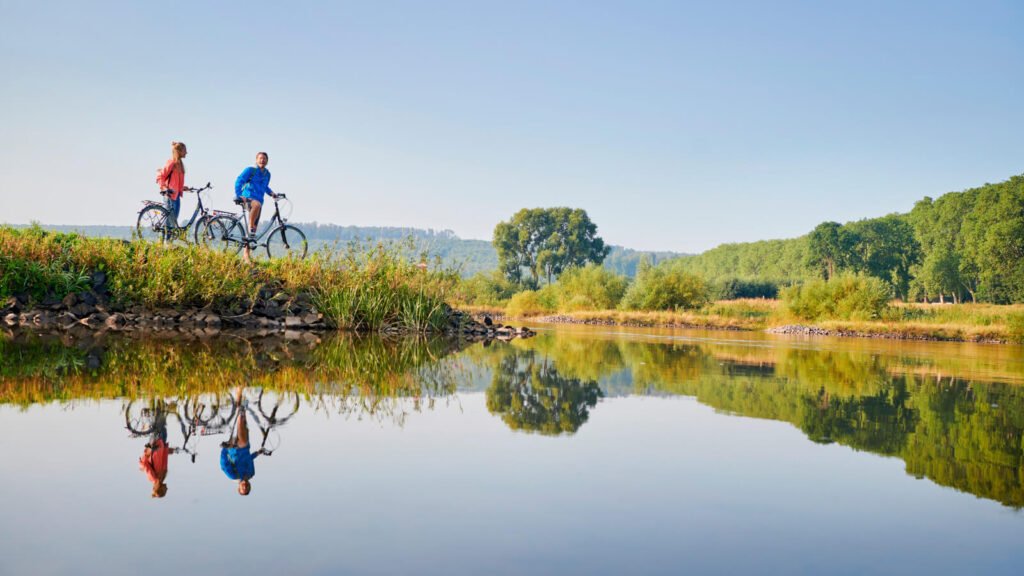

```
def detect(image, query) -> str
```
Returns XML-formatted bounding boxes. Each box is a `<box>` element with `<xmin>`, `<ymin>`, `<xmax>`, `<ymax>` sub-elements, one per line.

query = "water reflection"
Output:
<box><xmin>485</xmin><ymin>350</ymin><xmax>603</xmax><ymax>435</ymax></box>
<box><xmin>2</xmin><ymin>328</ymin><xmax>1024</xmax><ymax>508</ymax></box>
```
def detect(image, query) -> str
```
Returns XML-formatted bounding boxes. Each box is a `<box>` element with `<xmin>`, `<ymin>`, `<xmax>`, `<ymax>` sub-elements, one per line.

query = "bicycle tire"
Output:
<box><xmin>258</xmin><ymin>390</ymin><xmax>300</xmax><ymax>424</ymax></box>
<box><xmin>135</xmin><ymin>205</ymin><xmax>171</xmax><ymax>244</ymax></box>
<box><xmin>192</xmin><ymin>215</ymin><xmax>214</xmax><ymax>245</ymax></box>
<box><xmin>265</xmin><ymin>224</ymin><xmax>308</xmax><ymax>260</ymax></box>
<box><xmin>201</xmin><ymin>215</ymin><xmax>246</xmax><ymax>255</ymax></box>
<box><xmin>125</xmin><ymin>400</ymin><xmax>157</xmax><ymax>435</ymax></box>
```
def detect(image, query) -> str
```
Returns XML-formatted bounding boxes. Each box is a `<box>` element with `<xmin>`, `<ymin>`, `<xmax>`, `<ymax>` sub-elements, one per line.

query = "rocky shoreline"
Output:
<box><xmin>766</xmin><ymin>324</ymin><xmax>1007</xmax><ymax>344</ymax></box>
<box><xmin>2</xmin><ymin>272</ymin><xmax>534</xmax><ymax>342</ymax></box>
<box><xmin>527</xmin><ymin>314</ymin><xmax>747</xmax><ymax>331</ymax></box>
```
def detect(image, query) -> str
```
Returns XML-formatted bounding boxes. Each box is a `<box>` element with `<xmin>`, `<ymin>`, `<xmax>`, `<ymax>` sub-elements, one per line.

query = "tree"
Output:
<box><xmin>806</xmin><ymin>222</ymin><xmax>859</xmax><ymax>280</ymax></box>
<box><xmin>493</xmin><ymin>208</ymin><xmax>609</xmax><ymax>287</ymax></box>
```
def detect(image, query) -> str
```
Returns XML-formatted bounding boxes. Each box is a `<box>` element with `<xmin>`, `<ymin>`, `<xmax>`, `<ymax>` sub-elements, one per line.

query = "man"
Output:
<box><xmin>220</xmin><ymin>388</ymin><xmax>263</xmax><ymax>495</ymax></box>
<box><xmin>234</xmin><ymin>151</ymin><xmax>279</xmax><ymax>262</ymax></box>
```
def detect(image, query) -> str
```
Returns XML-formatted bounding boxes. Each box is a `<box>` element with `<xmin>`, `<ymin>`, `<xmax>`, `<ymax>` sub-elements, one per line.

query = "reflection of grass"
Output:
<box><xmin>0</xmin><ymin>333</ymin><xmax>465</xmax><ymax>407</ymax></box>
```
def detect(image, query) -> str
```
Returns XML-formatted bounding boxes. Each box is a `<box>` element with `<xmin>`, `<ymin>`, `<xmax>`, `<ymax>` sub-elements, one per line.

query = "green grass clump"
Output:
<box><xmin>0</xmin><ymin>226</ymin><xmax>456</xmax><ymax>332</ymax></box>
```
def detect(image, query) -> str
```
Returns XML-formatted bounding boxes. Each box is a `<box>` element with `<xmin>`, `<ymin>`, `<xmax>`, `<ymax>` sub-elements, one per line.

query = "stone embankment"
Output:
<box><xmin>1</xmin><ymin>272</ymin><xmax>533</xmax><ymax>341</ymax></box>
<box><xmin>525</xmin><ymin>314</ymin><xmax>746</xmax><ymax>331</ymax></box>
<box><xmin>766</xmin><ymin>324</ymin><xmax>1006</xmax><ymax>344</ymax></box>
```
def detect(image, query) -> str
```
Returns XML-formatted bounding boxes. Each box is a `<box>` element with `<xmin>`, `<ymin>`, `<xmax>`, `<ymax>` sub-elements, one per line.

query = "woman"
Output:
<box><xmin>234</xmin><ymin>151</ymin><xmax>277</xmax><ymax>261</ymax></box>
<box><xmin>156</xmin><ymin>142</ymin><xmax>187</xmax><ymax>227</ymax></box>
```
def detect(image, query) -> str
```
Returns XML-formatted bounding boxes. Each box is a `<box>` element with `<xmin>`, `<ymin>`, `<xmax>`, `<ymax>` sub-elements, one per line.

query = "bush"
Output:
<box><xmin>1008</xmin><ymin>312</ymin><xmax>1024</xmax><ymax>344</ymax></box>
<box><xmin>456</xmin><ymin>270</ymin><xmax>519</xmax><ymax>306</ymax></box>
<box><xmin>506</xmin><ymin>287</ymin><xmax>558</xmax><ymax>317</ymax></box>
<box><xmin>554</xmin><ymin>264</ymin><xmax>628</xmax><ymax>311</ymax></box>
<box><xmin>782</xmin><ymin>273</ymin><xmax>892</xmax><ymax>321</ymax></box>
<box><xmin>620</xmin><ymin>263</ymin><xmax>708</xmax><ymax>311</ymax></box>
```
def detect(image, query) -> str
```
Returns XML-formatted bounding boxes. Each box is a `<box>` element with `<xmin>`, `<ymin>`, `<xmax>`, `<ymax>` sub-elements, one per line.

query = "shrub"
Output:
<box><xmin>456</xmin><ymin>270</ymin><xmax>519</xmax><ymax>306</ymax></box>
<box><xmin>1008</xmin><ymin>312</ymin><xmax>1024</xmax><ymax>344</ymax></box>
<box><xmin>555</xmin><ymin>264</ymin><xmax>628</xmax><ymax>311</ymax></box>
<box><xmin>506</xmin><ymin>291</ymin><xmax>544</xmax><ymax>317</ymax></box>
<box><xmin>782</xmin><ymin>273</ymin><xmax>892</xmax><ymax>321</ymax></box>
<box><xmin>620</xmin><ymin>263</ymin><xmax>708</xmax><ymax>311</ymax></box>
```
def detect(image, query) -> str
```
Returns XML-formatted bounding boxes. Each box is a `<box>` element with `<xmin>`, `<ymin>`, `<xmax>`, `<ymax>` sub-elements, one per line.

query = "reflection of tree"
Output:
<box><xmin>486</xmin><ymin>350</ymin><xmax>602</xmax><ymax>435</ymax></box>
<box><xmin>800</xmin><ymin>381</ymin><xmax>918</xmax><ymax>455</ymax></box>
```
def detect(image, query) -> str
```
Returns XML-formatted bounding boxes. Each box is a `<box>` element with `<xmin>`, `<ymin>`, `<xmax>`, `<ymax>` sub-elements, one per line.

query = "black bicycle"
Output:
<box><xmin>124</xmin><ymin>394</ymin><xmax>236</xmax><ymax>462</ymax></box>
<box><xmin>135</xmin><ymin>182</ymin><xmax>228</xmax><ymax>245</ymax></box>
<box><xmin>200</xmin><ymin>193</ymin><xmax>308</xmax><ymax>259</ymax></box>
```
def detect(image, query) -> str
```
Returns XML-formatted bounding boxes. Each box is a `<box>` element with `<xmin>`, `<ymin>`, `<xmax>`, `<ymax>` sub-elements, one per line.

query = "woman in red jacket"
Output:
<box><xmin>156</xmin><ymin>142</ymin><xmax>187</xmax><ymax>226</ymax></box>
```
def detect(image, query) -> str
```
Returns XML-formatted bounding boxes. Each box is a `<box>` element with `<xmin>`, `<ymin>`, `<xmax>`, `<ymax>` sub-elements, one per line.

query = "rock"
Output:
<box><xmin>80</xmin><ymin>312</ymin><xmax>110</xmax><ymax>328</ymax></box>
<box><xmin>4</xmin><ymin>313</ymin><xmax>19</xmax><ymax>326</ymax></box>
<box><xmin>79</xmin><ymin>291</ymin><xmax>98</xmax><ymax>307</ymax></box>
<box><xmin>62</xmin><ymin>293</ymin><xmax>79</xmax><ymax>308</ymax></box>
<box><xmin>70</xmin><ymin>303</ymin><xmax>95</xmax><ymax>317</ymax></box>
<box><xmin>104</xmin><ymin>314</ymin><xmax>127</xmax><ymax>329</ymax></box>
<box><xmin>90</xmin><ymin>270</ymin><xmax>107</xmax><ymax>290</ymax></box>
<box><xmin>302</xmin><ymin>312</ymin><xmax>322</xmax><ymax>325</ymax></box>
<box><xmin>284</xmin><ymin>316</ymin><xmax>303</xmax><ymax>328</ymax></box>
<box><xmin>283</xmin><ymin>330</ymin><xmax>302</xmax><ymax>340</ymax></box>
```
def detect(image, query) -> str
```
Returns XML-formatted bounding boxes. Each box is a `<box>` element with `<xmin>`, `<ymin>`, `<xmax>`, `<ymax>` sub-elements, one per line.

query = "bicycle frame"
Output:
<box><xmin>236</xmin><ymin>196</ymin><xmax>286</xmax><ymax>243</ymax></box>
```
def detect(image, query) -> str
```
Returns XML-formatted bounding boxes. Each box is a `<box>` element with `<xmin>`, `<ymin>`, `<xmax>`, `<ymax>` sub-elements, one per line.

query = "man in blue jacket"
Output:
<box><xmin>234</xmin><ymin>151</ymin><xmax>278</xmax><ymax>261</ymax></box>
<box><xmin>220</xmin><ymin>388</ymin><xmax>263</xmax><ymax>496</ymax></box>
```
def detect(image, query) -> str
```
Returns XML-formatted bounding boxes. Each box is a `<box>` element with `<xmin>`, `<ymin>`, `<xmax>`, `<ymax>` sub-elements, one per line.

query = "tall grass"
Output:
<box><xmin>0</xmin><ymin>226</ymin><xmax>456</xmax><ymax>332</ymax></box>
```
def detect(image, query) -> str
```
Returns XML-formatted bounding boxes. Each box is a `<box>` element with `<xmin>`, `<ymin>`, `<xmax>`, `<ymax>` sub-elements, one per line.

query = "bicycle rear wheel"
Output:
<box><xmin>135</xmin><ymin>205</ymin><xmax>170</xmax><ymax>243</ymax></box>
<box><xmin>265</xmin><ymin>225</ymin><xmax>308</xmax><ymax>260</ymax></box>
<box><xmin>125</xmin><ymin>400</ymin><xmax>157</xmax><ymax>435</ymax></box>
<box><xmin>201</xmin><ymin>215</ymin><xmax>246</xmax><ymax>255</ymax></box>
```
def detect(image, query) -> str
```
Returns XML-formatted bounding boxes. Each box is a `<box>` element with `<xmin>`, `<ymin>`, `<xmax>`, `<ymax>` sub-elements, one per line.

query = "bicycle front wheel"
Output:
<box><xmin>135</xmin><ymin>205</ymin><xmax>170</xmax><ymax>243</ymax></box>
<box><xmin>201</xmin><ymin>215</ymin><xmax>246</xmax><ymax>255</ymax></box>
<box><xmin>265</xmin><ymin>225</ymin><xmax>308</xmax><ymax>260</ymax></box>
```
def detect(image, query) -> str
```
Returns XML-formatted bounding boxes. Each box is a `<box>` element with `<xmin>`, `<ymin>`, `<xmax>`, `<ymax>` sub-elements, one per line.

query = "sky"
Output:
<box><xmin>1</xmin><ymin>0</ymin><xmax>1021</xmax><ymax>253</ymax></box>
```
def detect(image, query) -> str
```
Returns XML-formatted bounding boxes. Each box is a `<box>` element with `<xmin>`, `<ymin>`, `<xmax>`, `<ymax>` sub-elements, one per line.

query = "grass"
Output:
<box><xmin>474</xmin><ymin>294</ymin><xmax>1024</xmax><ymax>343</ymax></box>
<box><xmin>0</xmin><ymin>225</ymin><xmax>457</xmax><ymax>332</ymax></box>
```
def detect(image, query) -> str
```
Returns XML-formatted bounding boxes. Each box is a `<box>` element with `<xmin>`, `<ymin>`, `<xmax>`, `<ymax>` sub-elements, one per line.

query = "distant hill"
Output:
<box><xmin>11</xmin><ymin>223</ymin><xmax>686</xmax><ymax>278</ymax></box>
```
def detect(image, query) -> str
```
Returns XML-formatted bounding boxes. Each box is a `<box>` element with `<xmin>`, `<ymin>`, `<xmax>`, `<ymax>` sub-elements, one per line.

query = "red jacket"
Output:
<box><xmin>157</xmin><ymin>160</ymin><xmax>185</xmax><ymax>200</ymax></box>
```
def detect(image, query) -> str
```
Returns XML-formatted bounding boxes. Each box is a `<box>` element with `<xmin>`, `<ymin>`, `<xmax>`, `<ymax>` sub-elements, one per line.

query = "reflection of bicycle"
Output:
<box><xmin>235</xmin><ymin>389</ymin><xmax>300</xmax><ymax>455</ymax></box>
<box><xmin>200</xmin><ymin>194</ymin><xmax>308</xmax><ymax>259</ymax></box>
<box><xmin>135</xmin><ymin>183</ymin><xmax>229</xmax><ymax>245</ymax></box>
<box><xmin>125</xmin><ymin>395</ymin><xmax>236</xmax><ymax>462</ymax></box>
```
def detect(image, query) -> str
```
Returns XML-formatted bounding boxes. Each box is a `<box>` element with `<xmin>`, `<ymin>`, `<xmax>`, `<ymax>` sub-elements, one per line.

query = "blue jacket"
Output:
<box><xmin>234</xmin><ymin>166</ymin><xmax>273</xmax><ymax>199</ymax></box>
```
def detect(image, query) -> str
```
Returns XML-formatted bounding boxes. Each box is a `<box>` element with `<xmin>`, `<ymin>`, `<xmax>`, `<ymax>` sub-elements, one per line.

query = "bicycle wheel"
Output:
<box><xmin>265</xmin><ymin>225</ymin><xmax>308</xmax><ymax>260</ymax></box>
<box><xmin>192</xmin><ymin>215</ymin><xmax>214</xmax><ymax>245</ymax></box>
<box><xmin>135</xmin><ymin>205</ymin><xmax>170</xmax><ymax>243</ymax></box>
<box><xmin>201</xmin><ymin>215</ymin><xmax>246</xmax><ymax>255</ymax></box>
<box><xmin>125</xmin><ymin>400</ymin><xmax>157</xmax><ymax>435</ymax></box>
<box><xmin>258</xmin><ymin>390</ymin><xmax>300</xmax><ymax>424</ymax></box>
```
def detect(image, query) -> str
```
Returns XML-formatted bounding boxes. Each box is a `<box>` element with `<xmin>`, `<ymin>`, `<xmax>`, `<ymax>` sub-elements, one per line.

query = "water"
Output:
<box><xmin>1</xmin><ymin>327</ymin><xmax>1023</xmax><ymax>575</ymax></box>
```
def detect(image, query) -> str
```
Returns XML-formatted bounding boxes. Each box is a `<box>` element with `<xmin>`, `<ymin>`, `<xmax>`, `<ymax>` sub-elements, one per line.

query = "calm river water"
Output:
<box><xmin>1</xmin><ymin>326</ymin><xmax>1023</xmax><ymax>575</ymax></box>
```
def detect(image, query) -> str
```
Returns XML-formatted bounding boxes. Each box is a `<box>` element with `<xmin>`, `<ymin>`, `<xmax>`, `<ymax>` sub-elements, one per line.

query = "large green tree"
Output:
<box><xmin>493</xmin><ymin>208</ymin><xmax>609</xmax><ymax>287</ymax></box>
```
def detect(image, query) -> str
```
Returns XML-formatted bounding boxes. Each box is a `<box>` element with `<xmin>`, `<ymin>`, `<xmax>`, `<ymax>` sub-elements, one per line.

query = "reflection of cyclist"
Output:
<box><xmin>138</xmin><ymin>407</ymin><xmax>169</xmax><ymax>498</ymax></box>
<box><xmin>220</xmin><ymin>388</ymin><xmax>263</xmax><ymax>495</ymax></box>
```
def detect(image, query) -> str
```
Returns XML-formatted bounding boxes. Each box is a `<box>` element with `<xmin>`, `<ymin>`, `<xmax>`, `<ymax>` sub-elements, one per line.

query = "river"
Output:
<box><xmin>1</xmin><ymin>326</ymin><xmax>1022</xmax><ymax>575</ymax></box>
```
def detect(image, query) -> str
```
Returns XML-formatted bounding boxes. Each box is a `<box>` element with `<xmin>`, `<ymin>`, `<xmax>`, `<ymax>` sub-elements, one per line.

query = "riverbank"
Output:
<box><xmin>0</xmin><ymin>225</ymin><xmax>535</xmax><ymax>340</ymax></box>
<box><xmin>460</xmin><ymin>300</ymin><xmax>1024</xmax><ymax>344</ymax></box>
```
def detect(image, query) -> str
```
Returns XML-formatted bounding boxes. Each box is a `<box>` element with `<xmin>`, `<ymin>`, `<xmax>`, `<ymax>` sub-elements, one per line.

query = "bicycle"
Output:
<box><xmin>226</xmin><ymin>388</ymin><xmax>300</xmax><ymax>456</ymax></box>
<box><xmin>200</xmin><ymin>193</ymin><xmax>308</xmax><ymax>260</ymax></box>
<box><xmin>135</xmin><ymin>182</ymin><xmax>229</xmax><ymax>245</ymax></box>
<box><xmin>125</xmin><ymin>394</ymin><xmax>236</xmax><ymax>462</ymax></box>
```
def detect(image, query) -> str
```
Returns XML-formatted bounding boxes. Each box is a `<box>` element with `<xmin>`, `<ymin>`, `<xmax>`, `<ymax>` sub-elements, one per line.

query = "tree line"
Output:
<box><xmin>667</xmin><ymin>174</ymin><xmax>1024</xmax><ymax>303</ymax></box>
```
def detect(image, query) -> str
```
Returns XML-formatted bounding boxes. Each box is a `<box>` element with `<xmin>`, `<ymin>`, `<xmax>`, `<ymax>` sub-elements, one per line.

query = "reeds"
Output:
<box><xmin>0</xmin><ymin>226</ymin><xmax>456</xmax><ymax>332</ymax></box>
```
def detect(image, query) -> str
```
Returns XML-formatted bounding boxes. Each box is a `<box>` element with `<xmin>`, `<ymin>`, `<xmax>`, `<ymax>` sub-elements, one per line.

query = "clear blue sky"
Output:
<box><xmin>1</xmin><ymin>0</ymin><xmax>1021</xmax><ymax>252</ymax></box>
